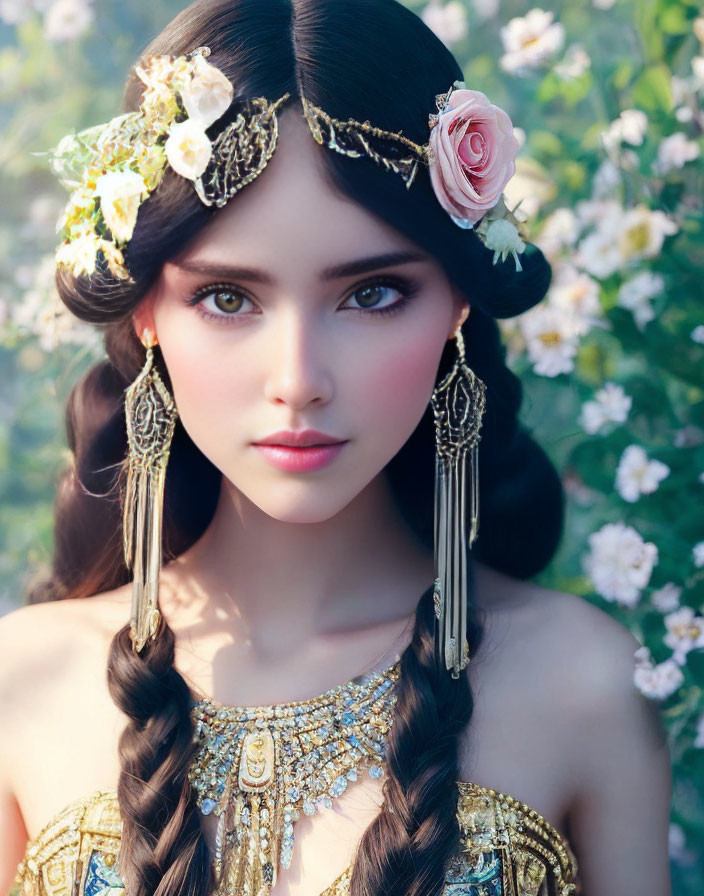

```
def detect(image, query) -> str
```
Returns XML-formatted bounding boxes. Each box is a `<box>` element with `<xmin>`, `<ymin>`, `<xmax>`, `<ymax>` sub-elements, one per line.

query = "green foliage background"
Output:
<box><xmin>0</xmin><ymin>0</ymin><xmax>702</xmax><ymax>890</ymax></box>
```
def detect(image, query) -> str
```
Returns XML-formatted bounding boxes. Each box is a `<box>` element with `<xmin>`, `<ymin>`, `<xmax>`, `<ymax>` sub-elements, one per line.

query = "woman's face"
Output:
<box><xmin>135</xmin><ymin>106</ymin><xmax>468</xmax><ymax>524</ymax></box>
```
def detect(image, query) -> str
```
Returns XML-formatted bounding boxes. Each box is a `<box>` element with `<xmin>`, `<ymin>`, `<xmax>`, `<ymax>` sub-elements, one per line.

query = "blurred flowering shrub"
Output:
<box><xmin>416</xmin><ymin>1</ymin><xmax>704</xmax><ymax>887</ymax></box>
<box><xmin>1</xmin><ymin>0</ymin><xmax>703</xmax><ymax>889</ymax></box>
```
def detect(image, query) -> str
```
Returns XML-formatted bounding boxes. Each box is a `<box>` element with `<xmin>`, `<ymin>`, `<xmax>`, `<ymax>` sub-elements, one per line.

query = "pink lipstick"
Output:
<box><xmin>252</xmin><ymin>429</ymin><xmax>348</xmax><ymax>472</ymax></box>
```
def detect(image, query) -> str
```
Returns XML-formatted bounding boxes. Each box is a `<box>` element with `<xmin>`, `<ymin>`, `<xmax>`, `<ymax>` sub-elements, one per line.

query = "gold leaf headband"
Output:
<box><xmin>48</xmin><ymin>46</ymin><xmax>527</xmax><ymax>282</ymax></box>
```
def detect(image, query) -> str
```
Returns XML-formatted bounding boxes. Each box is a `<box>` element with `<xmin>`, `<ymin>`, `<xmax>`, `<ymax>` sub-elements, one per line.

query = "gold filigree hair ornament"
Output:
<box><xmin>46</xmin><ymin>48</ymin><xmax>528</xmax><ymax>282</ymax></box>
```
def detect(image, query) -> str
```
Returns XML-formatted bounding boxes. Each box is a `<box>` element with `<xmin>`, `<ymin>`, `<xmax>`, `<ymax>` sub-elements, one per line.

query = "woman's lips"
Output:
<box><xmin>252</xmin><ymin>442</ymin><xmax>348</xmax><ymax>472</ymax></box>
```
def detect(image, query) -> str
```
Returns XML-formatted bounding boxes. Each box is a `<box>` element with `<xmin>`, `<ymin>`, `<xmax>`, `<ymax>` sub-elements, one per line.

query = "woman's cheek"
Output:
<box><xmin>352</xmin><ymin>329</ymin><xmax>445</xmax><ymax>452</ymax></box>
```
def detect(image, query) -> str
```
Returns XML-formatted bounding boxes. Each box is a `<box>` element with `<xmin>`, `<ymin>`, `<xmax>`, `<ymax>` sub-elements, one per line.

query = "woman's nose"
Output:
<box><xmin>262</xmin><ymin>311</ymin><xmax>334</xmax><ymax>410</ymax></box>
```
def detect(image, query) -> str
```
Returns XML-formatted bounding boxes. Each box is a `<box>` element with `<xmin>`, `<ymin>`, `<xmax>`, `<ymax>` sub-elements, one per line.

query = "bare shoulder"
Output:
<box><xmin>0</xmin><ymin>588</ymin><xmax>131</xmax><ymax>743</ymax></box>
<box><xmin>473</xmin><ymin>561</ymin><xmax>668</xmax><ymax>774</ymax></box>
<box><xmin>474</xmin><ymin>561</ymin><xmax>643</xmax><ymax>689</ymax></box>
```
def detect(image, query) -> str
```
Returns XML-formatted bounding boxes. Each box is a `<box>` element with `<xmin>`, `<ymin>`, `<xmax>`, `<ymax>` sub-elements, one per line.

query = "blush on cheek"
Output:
<box><xmin>356</xmin><ymin>331</ymin><xmax>445</xmax><ymax>442</ymax></box>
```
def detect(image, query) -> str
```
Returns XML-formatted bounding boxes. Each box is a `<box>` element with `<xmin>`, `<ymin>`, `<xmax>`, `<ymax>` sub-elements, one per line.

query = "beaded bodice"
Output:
<box><xmin>11</xmin><ymin>785</ymin><xmax>580</xmax><ymax>896</ymax></box>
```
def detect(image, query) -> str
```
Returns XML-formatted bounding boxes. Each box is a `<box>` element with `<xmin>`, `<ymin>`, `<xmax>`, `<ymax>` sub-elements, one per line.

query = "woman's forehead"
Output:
<box><xmin>175</xmin><ymin>107</ymin><xmax>419</xmax><ymax>271</ymax></box>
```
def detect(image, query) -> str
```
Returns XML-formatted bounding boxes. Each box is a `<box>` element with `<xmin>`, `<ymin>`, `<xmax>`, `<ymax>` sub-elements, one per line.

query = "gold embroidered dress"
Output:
<box><xmin>11</xmin><ymin>783</ymin><xmax>580</xmax><ymax>896</ymax></box>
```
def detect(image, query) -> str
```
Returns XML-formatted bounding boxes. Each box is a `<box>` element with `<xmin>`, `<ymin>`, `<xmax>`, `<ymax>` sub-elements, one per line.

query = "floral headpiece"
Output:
<box><xmin>48</xmin><ymin>46</ymin><xmax>527</xmax><ymax>282</ymax></box>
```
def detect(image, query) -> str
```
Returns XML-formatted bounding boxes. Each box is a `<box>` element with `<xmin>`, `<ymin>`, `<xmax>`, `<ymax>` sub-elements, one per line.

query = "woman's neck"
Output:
<box><xmin>157</xmin><ymin>471</ymin><xmax>434</xmax><ymax>700</ymax></box>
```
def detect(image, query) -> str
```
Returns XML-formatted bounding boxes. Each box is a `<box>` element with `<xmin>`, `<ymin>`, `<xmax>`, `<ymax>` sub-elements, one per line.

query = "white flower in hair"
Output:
<box><xmin>482</xmin><ymin>218</ymin><xmax>526</xmax><ymax>270</ymax></box>
<box><xmin>94</xmin><ymin>170</ymin><xmax>149</xmax><ymax>244</ymax></box>
<box><xmin>55</xmin><ymin>230</ymin><xmax>100</xmax><ymax>278</ymax></box>
<box><xmin>165</xmin><ymin>118</ymin><xmax>213</xmax><ymax>180</ymax></box>
<box><xmin>181</xmin><ymin>53</ymin><xmax>235</xmax><ymax>128</ymax></box>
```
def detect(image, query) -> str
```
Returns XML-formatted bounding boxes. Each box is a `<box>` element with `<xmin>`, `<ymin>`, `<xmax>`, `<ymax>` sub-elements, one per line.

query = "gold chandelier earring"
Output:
<box><xmin>431</xmin><ymin>321</ymin><xmax>487</xmax><ymax>679</ymax></box>
<box><xmin>121</xmin><ymin>329</ymin><xmax>178</xmax><ymax>654</ymax></box>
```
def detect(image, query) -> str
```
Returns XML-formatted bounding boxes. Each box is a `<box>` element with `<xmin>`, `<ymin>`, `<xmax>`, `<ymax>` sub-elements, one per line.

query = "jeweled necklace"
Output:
<box><xmin>187</xmin><ymin>659</ymin><xmax>400</xmax><ymax>896</ymax></box>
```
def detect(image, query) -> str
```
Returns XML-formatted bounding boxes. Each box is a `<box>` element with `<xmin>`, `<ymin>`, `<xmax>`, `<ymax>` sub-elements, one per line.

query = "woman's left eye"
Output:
<box><xmin>185</xmin><ymin>276</ymin><xmax>419</xmax><ymax>323</ymax></box>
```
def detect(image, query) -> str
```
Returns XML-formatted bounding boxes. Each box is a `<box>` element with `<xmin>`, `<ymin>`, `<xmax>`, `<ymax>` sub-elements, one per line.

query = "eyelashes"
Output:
<box><xmin>183</xmin><ymin>274</ymin><xmax>420</xmax><ymax>324</ymax></box>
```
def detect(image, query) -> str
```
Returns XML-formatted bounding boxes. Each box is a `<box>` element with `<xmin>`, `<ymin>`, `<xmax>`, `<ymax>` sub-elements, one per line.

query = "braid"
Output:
<box><xmin>106</xmin><ymin>618</ymin><xmax>213</xmax><ymax>896</ymax></box>
<box><xmin>350</xmin><ymin>573</ymin><xmax>484</xmax><ymax>896</ymax></box>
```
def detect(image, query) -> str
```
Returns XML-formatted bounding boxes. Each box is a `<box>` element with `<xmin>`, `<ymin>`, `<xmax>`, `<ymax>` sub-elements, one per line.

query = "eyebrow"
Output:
<box><xmin>168</xmin><ymin>250</ymin><xmax>429</xmax><ymax>284</ymax></box>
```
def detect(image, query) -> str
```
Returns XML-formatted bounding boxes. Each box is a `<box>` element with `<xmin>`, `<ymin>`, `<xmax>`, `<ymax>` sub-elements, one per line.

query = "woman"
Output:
<box><xmin>0</xmin><ymin>1</ymin><xmax>671</xmax><ymax>895</ymax></box>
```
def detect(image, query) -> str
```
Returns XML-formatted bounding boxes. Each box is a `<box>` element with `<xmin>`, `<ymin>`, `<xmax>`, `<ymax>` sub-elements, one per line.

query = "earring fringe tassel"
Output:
<box><xmin>122</xmin><ymin>346</ymin><xmax>178</xmax><ymax>654</ymax></box>
<box><xmin>432</xmin><ymin>329</ymin><xmax>486</xmax><ymax>678</ymax></box>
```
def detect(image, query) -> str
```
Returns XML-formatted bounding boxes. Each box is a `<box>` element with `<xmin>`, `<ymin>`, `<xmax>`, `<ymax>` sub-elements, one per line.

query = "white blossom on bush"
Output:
<box><xmin>633</xmin><ymin>645</ymin><xmax>683</xmax><ymax>699</ymax></box>
<box><xmin>518</xmin><ymin>304</ymin><xmax>581</xmax><ymax>377</ymax></box>
<box><xmin>601</xmin><ymin>108</ymin><xmax>649</xmax><ymax>153</ymax></box>
<box><xmin>43</xmin><ymin>0</ymin><xmax>94</xmax><ymax>42</ymax></box>
<box><xmin>651</xmin><ymin>583</ymin><xmax>682</xmax><ymax>613</ymax></box>
<box><xmin>576</xmin><ymin>205</ymin><xmax>676</xmax><ymax>277</ymax></box>
<box><xmin>652</xmin><ymin>132</ymin><xmax>700</xmax><ymax>175</ymax></box>
<box><xmin>693</xmin><ymin>541</ymin><xmax>704</xmax><ymax>568</ymax></box>
<box><xmin>663</xmin><ymin>607</ymin><xmax>704</xmax><ymax>665</ymax></box>
<box><xmin>579</xmin><ymin>382</ymin><xmax>632</xmax><ymax>434</ymax></box>
<box><xmin>420</xmin><ymin>0</ymin><xmax>468</xmax><ymax>47</ymax></box>
<box><xmin>0</xmin><ymin>0</ymin><xmax>30</xmax><ymax>24</ymax></box>
<box><xmin>584</xmin><ymin>521</ymin><xmax>658</xmax><ymax>606</ymax></box>
<box><xmin>690</xmin><ymin>325</ymin><xmax>704</xmax><ymax>344</ymax></box>
<box><xmin>547</xmin><ymin>263</ymin><xmax>602</xmax><ymax>336</ymax></box>
<box><xmin>499</xmin><ymin>8</ymin><xmax>565</xmax><ymax>76</ymax></box>
<box><xmin>618</xmin><ymin>271</ymin><xmax>664</xmax><ymax>329</ymax></box>
<box><xmin>536</xmin><ymin>207</ymin><xmax>580</xmax><ymax>259</ymax></box>
<box><xmin>591</xmin><ymin>159</ymin><xmax>622</xmax><ymax>199</ymax></box>
<box><xmin>9</xmin><ymin>254</ymin><xmax>100</xmax><ymax>352</ymax></box>
<box><xmin>471</xmin><ymin>0</ymin><xmax>499</xmax><ymax>21</ymax></box>
<box><xmin>615</xmin><ymin>445</ymin><xmax>670</xmax><ymax>502</ymax></box>
<box><xmin>695</xmin><ymin>712</ymin><xmax>704</xmax><ymax>749</ymax></box>
<box><xmin>554</xmin><ymin>43</ymin><xmax>591</xmax><ymax>81</ymax></box>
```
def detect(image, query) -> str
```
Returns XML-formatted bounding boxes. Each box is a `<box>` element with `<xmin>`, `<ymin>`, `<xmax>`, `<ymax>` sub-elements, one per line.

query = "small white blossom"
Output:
<box><xmin>584</xmin><ymin>521</ymin><xmax>658</xmax><ymax>606</ymax></box>
<box><xmin>518</xmin><ymin>304</ymin><xmax>580</xmax><ymax>377</ymax></box>
<box><xmin>617</xmin><ymin>205</ymin><xmax>678</xmax><ymax>267</ymax></box>
<box><xmin>695</xmin><ymin>713</ymin><xmax>704</xmax><ymax>749</ymax></box>
<box><xmin>499</xmin><ymin>8</ymin><xmax>565</xmax><ymax>76</ymax></box>
<box><xmin>164</xmin><ymin>119</ymin><xmax>212</xmax><ymax>180</ymax></box>
<box><xmin>616</xmin><ymin>445</ymin><xmax>670</xmax><ymax>502</ymax></box>
<box><xmin>536</xmin><ymin>207</ymin><xmax>579</xmax><ymax>259</ymax></box>
<box><xmin>663</xmin><ymin>606</ymin><xmax>704</xmax><ymax>665</ymax></box>
<box><xmin>580</xmin><ymin>382</ymin><xmax>632</xmax><ymax>434</ymax></box>
<box><xmin>11</xmin><ymin>254</ymin><xmax>101</xmax><ymax>352</ymax></box>
<box><xmin>421</xmin><ymin>0</ymin><xmax>468</xmax><ymax>47</ymax></box>
<box><xmin>695</xmin><ymin>17</ymin><xmax>704</xmax><ymax>47</ymax></box>
<box><xmin>652</xmin><ymin>132</ymin><xmax>700</xmax><ymax>175</ymax></box>
<box><xmin>693</xmin><ymin>541</ymin><xmax>704</xmax><ymax>568</ymax></box>
<box><xmin>593</xmin><ymin>0</ymin><xmax>617</xmax><ymax>8</ymax></box>
<box><xmin>43</xmin><ymin>0</ymin><xmax>94</xmax><ymax>43</ymax></box>
<box><xmin>0</xmin><ymin>0</ymin><xmax>31</xmax><ymax>24</ymax></box>
<box><xmin>548</xmin><ymin>264</ymin><xmax>602</xmax><ymax>336</ymax></box>
<box><xmin>574</xmin><ymin>203</ymin><xmax>625</xmax><ymax>278</ymax></box>
<box><xmin>673</xmin><ymin>425</ymin><xmax>704</xmax><ymax>447</ymax></box>
<box><xmin>554</xmin><ymin>43</ymin><xmax>591</xmax><ymax>81</ymax></box>
<box><xmin>618</xmin><ymin>271</ymin><xmax>664</xmax><ymax>330</ymax></box>
<box><xmin>633</xmin><ymin>654</ymin><xmax>683</xmax><ymax>700</ymax></box>
<box><xmin>592</xmin><ymin>159</ymin><xmax>622</xmax><ymax>199</ymax></box>
<box><xmin>691</xmin><ymin>324</ymin><xmax>704</xmax><ymax>344</ymax></box>
<box><xmin>692</xmin><ymin>56</ymin><xmax>704</xmax><ymax>91</ymax></box>
<box><xmin>651</xmin><ymin>583</ymin><xmax>682</xmax><ymax>613</ymax></box>
<box><xmin>574</xmin><ymin>197</ymin><xmax>622</xmax><ymax>229</ymax></box>
<box><xmin>601</xmin><ymin>109</ymin><xmax>648</xmax><ymax>154</ymax></box>
<box><xmin>471</xmin><ymin>0</ymin><xmax>499</xmax><ymax>21</ymax></box>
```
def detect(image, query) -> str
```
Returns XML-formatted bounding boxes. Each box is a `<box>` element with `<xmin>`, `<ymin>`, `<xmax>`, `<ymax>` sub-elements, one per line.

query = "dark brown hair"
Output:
<box><xmin>31</xmin><ymin>2</ymin><xmax>564</xmax><ymax>894</ymax></box>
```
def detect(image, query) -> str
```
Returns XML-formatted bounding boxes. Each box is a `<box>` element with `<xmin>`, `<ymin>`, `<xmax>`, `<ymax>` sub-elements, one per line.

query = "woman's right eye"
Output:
<box><xmin>186</xmin><ymin>283</ymin><xmax>257</xmax><ymax>323</ymax></box>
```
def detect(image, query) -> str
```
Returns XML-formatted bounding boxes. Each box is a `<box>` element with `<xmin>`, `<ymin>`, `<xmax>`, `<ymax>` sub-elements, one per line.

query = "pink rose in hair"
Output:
<box><xmin>428</xmin><ymin>87</ymin><xmax>519</xmax><ymax>226</ymax></box>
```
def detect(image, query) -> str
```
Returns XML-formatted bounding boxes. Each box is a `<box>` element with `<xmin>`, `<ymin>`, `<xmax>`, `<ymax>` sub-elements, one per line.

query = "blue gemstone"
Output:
<box><xmin>200</xmin><ymin>798</ymin><xmax>217</xmax><ymax>816</ymax></box>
